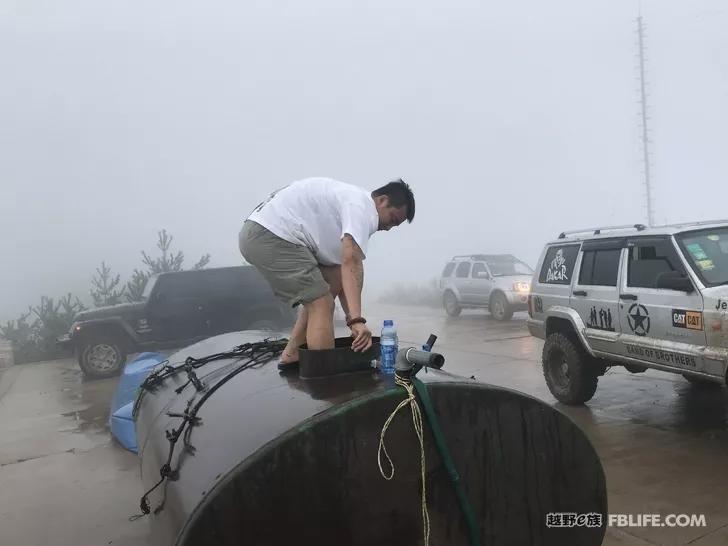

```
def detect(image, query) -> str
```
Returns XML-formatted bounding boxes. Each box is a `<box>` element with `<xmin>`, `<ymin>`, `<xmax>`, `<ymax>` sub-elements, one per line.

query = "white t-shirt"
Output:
<box><xmin>247</xmin><ymin>177</ymin><xmax>379</xmax><ymax>266</ymax></box>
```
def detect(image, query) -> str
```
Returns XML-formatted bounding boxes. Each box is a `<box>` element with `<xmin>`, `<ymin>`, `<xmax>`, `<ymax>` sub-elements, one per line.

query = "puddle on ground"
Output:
<box><xmin>59</xmin><ymin>373</ymin><xmax>119</xmax><ymax>434</ymax></box>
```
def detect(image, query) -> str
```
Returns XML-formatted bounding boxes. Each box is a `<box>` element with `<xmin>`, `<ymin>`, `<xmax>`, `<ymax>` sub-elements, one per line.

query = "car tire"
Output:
<box><xmin>78</xmin><ymin>335</ymin><xmax>127</xmax><ymax>379</ymax></box>
<box><xmin>683</xmin><ymin>374</ymin><xmax>722</xmax><ymax>388</ymax></box>
<box><xmin>489</xmin><ymin>292</ymin><xmax>513</xmax><ymax>321</ymax></box>
<box><xmin>443</xmin><ymin>291</ymin><xmax>462</xmax><ymax>317</ymax></box>
<box><xmin>542</xmin><ymin>332</ymin><xmax>598</xmax><ymax>405</ymax></box>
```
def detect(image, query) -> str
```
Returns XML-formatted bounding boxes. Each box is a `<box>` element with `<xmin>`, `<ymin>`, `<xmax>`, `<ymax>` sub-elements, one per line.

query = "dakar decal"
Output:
<box><xmin>546</xmin><ymin>249</ymin><xmax>569</xmax><ymax>283</ymax></box>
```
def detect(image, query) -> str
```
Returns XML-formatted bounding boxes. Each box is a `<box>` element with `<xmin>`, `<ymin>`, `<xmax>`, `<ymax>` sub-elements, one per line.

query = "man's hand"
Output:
<box><xmin>350</xmin><ymin>322</ymin><xmax>372</xmax><ymax>352</ymax></box>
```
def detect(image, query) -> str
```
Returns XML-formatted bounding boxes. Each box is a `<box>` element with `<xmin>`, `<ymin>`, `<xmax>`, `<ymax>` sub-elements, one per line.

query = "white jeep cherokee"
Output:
<box><xmin>528</xmin><ymin>221</ymin><xmax>728</xmax><ymax>405</ymax></box>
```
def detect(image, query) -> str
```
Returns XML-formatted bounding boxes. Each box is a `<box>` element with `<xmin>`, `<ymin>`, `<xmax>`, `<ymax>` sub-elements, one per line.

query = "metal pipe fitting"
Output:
<box><xmin>395</xmin><ymin>347</ymin><xmax>445</xmax><ymax>373</ymax></box>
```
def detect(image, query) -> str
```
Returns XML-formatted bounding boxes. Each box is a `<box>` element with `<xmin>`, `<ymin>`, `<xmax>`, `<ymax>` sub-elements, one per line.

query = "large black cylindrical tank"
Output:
<box><xmin>135</xmin><ymin>331</ymin><xmax>607</xmax><ymax>545</ymax></box>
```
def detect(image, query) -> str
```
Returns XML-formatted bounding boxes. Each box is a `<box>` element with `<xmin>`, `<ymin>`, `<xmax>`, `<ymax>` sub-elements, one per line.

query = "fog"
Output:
<box><xmin>2</xmin><ymin>0</ymin><xmax>727</xmax><ymax>321</ymax></box>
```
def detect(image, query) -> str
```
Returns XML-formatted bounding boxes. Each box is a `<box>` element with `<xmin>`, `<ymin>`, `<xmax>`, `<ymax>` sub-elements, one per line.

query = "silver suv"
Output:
<box><xmin>528</xmin><ymin>221</ymin><xmax>728</xmax><ymax>405</ymax></box>
<box><xmin>439</xmin><ymin>254</ymin><xmax>533</xmax><ymax>321</ymax></box>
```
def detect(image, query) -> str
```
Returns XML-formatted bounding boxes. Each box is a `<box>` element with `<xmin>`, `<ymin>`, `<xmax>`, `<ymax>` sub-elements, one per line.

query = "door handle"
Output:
<box><xmin>620</xmin><ymin>294</ymin><xmax>638</xmax><ymax>301</ymax></box>
<box><xmin>573</xmin><ymin>290</ymin><xmax>587</xmax><ymax>297</ymax></box>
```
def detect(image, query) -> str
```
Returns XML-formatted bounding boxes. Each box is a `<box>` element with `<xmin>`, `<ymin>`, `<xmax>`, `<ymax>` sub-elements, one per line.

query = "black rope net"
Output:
<box><xmin>131</xmin><ymin>338</ymin><xmax>287</xmax><ymax>518</ymax></box>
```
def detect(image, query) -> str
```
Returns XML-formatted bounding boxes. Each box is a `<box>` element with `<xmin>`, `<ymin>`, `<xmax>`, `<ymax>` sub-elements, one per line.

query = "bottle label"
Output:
<box><xmin>381</xmin><ymin>344</ymin><xmax>397</xmax><ymax>372</ymax></box>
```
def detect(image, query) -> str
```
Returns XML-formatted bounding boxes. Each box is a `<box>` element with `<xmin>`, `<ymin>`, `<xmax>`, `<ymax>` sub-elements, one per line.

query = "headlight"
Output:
<box><xmin>513</xmin><ymin>282</ymin><xmax>530</xmax><ymax>293</ymax></box>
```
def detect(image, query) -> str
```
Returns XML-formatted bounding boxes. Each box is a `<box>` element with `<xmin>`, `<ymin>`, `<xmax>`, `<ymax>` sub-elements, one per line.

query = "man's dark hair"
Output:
<box><xmin>371</xmin><ymin>179</ymin><xmax>415</xmax><ymax>223</ymax></box>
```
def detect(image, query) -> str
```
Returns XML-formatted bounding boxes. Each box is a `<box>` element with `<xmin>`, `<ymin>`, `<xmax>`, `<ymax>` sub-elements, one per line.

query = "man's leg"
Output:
<box><xmin>304</xmin><ymin>292</ymin><xmax>336</xmax><ymax>350</ymax></box>
<box><xmin>280</xmin><ymin>265</ymin><xmax>341</xmax><ymax>362</ymax></box>
<box><xmin>320</xmin><ymin>265</ymin><xmax>343</xmax><ymax>298</ymax></box>
<box><xmin>239</xmin><ymin>220</ymin><xmax>333</xmax><ymax>361</ymax></box>
<box><xmin>320</xmin><ymin>265</ymin><xmax>350</xmax><ymax>318</ymax></box>
<box><xmin>280</xmin><ymin>306</ymin><xmax>308</xmax><ymax>364</ymax></box>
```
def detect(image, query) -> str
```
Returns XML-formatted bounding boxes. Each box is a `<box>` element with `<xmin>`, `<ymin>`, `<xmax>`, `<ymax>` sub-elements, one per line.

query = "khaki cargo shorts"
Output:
<box><xmin>239</xmin><ymin>220</ymin><xmax>330</xmax><ymax>308</ymax></box>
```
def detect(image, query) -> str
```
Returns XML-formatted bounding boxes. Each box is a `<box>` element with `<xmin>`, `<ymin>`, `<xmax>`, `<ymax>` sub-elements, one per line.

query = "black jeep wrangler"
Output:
<box><xmin>57</xmin><ymin>266</ymin><xmax>294</xmax><ymax>378</ymax></box>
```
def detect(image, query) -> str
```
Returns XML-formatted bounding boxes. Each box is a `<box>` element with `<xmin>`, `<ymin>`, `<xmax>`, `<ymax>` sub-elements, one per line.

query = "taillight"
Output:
<box><xmin>528</xmin><ymin>294</ymin><xmax>534</xmax><ymax>318</ymax></box>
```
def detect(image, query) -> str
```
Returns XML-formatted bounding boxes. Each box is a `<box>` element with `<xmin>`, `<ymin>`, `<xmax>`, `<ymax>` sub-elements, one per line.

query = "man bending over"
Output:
<box><xmin>239</xmin><ymin>177</ymin><xmax>415</xmax><ymax>369</ymax></box>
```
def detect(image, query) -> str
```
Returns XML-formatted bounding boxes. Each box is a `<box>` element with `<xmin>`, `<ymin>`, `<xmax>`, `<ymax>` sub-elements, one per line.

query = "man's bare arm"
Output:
<box><xmin>338</xmin><ymin>289</ymin><xmax>352</xmax><ymax>321</ymax></box>
<box><xmin>341</xmin><ymin>234</ymin><xmax>364</xmax><ymax>319</ymax></box>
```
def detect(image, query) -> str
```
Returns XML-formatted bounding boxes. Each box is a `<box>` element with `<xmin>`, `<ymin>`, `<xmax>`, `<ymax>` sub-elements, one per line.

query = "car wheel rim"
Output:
<box><xmin>549</xmin><ymin>349</ymin><xmax>570</xmax><ymax>386</ymax></box>
<box><xmin>87</xmin><ymin>344</ymin><xmax>118</xmax><ymax>371</ymax></box>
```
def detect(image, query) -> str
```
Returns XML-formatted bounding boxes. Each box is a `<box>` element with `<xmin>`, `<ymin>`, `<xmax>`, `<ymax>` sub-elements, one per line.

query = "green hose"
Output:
<box><xmin>411</xmin><ymin>377</ymin><xmax>482</xmax><ymax>546</ymax></box>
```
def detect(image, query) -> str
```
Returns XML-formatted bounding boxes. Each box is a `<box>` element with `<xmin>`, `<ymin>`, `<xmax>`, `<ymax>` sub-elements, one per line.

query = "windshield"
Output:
<box><xmin>487</xmin><ymin>260</ymin><xmax>534</xmax><ymax>277</ymax></box>
<box><xmin>677</xmin><ymin>228</ymin><xmax>728</xmax><ymax>287</ymax></box>
<box><xmin>141</xmin><ymin>274</ymin><xmax>159</xmax><ymax>300</ymax></box>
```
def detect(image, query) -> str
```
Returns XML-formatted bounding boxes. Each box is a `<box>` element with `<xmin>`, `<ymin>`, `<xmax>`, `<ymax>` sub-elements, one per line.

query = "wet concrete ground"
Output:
<box><xmin>1</xmin><ymin>303</ymin><xmax>727</xmax><ymax>545</ymax></box>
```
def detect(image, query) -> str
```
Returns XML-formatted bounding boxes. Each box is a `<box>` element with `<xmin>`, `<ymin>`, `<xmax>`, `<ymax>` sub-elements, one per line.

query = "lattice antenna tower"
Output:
<box><xmin>636</xmin><ymin>10</ymin><xmax>655</xmax><ymax>226</ymax></box>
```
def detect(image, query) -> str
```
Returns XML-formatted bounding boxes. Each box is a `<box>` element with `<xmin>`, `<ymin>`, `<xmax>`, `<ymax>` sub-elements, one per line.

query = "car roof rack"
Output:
<box><xmin>558</xmin><ymin>224</ymin><xmax>647</xmax><ymax>239</ymax></box>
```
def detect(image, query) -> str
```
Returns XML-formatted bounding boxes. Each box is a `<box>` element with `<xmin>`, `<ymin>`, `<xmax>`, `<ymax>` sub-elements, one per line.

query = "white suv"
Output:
<box><xmin>439</xmin><ymin>254</ymin><xmax>533</xmax><ymax>321</ymax></box>
<box><xmin>528</xmin><ymin>221</ymin><xmax>728</xmax><ymax>404</ymax></box>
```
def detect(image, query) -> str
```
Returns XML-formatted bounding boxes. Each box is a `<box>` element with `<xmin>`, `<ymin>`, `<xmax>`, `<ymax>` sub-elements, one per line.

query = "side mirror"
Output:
<box><xmin>656</xmin><ymin>271</ymin><xmax>694</xmax><ymax>292</ymax></box>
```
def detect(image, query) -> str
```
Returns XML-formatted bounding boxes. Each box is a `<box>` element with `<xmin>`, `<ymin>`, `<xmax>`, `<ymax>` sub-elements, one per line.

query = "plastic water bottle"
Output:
<box><xmin>380</xmin><ymin>320</ymin><xmax>398</xmax><ymax>374</ymax></box>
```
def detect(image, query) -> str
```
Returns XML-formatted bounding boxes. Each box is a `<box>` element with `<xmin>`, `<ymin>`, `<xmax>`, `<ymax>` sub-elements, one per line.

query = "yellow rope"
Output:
<box><xmin>378</xmin><ymin>374</ymin><xmax>431</xmax><ymax>546</ymax></box>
